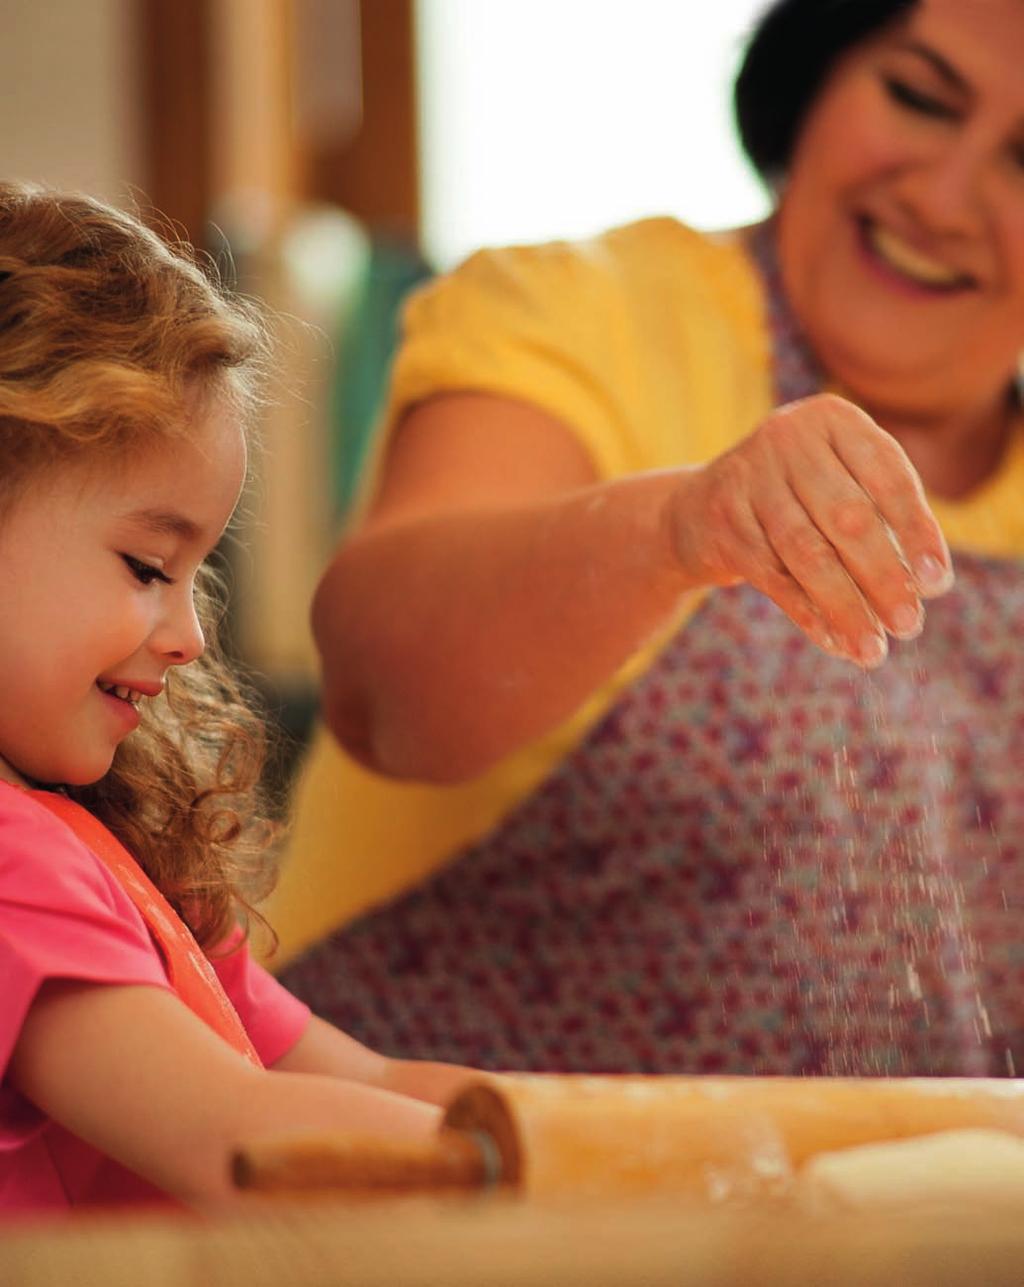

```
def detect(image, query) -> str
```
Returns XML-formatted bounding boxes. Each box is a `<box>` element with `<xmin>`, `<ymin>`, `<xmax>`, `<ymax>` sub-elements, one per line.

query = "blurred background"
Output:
<box><xmin>0</xmin><ymin>0</ymin><xmax>769</xmax><ymax>770</ymax></box>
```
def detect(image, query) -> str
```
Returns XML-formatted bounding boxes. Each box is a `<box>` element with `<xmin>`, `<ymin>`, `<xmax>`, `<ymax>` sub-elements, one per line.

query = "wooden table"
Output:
<box><xmin>3</xmin><ymin>1194</ymin><xmax>1022</xmax><ymax>1287</ymax></box>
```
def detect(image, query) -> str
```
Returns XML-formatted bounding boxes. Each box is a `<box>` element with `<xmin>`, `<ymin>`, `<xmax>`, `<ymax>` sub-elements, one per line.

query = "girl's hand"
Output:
<box><xmin>667</xmin><ymin>394</ymin><xmax>953</xmax><ymax>667</ymax></box>
<box><xmin>10</xmin><ymin>981</ymin><xmax>439</xmax><ymax>1208</ymax></box>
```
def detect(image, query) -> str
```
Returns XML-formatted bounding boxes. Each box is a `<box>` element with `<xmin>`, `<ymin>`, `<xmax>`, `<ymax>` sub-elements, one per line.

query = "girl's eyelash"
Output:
<box><xmin>122</xmin><ymin>554</ymin><xmax>173</xmax><ymax>586</ymax></box>
<box><xmin>883</xmin><ymin>76</ymin><xmax>958</xmax><ymax>121</ymax></box>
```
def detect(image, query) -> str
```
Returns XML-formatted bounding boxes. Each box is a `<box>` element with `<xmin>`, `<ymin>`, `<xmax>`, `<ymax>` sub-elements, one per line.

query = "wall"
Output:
<box><xmin>0</xmin><ymin>0</ymin><xmax>141</xmax><ymax>202</ymax></box>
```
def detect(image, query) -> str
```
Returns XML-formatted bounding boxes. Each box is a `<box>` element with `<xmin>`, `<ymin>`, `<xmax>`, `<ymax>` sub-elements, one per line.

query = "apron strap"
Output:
<box><xmin>28</xmin><ymin>790</ymin><xmax>262</xmax><ymax>1068</ymax></box>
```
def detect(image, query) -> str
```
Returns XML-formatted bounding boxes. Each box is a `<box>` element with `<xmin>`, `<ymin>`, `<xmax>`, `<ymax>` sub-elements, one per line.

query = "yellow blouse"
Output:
<box><xmin>267</xmin><ymin>219</ymin><xmax>1024</xmax><ymax>965</ymax></box>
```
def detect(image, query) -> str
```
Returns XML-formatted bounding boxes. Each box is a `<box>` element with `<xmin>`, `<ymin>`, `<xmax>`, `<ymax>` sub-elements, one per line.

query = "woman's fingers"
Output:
<box><xmin>713</xmin><ymin>489</ymin><xmax>839</xmax><ymax>651</ymax></box>
<box><xmin>782</xmin><ymin>435</ymin><xmax>924</xmax><ymax>646</ymax></box>
<box><xmin>826</xmin><ymin>408</ymin><xmax>953</xmax><ymax>598</ymax></box>
<box><xmin>672</xmin><ymin>394</ymin><xmax>954</xmax><ymax>667</ymax></box>
<box><xmin>751</xmin><ymin>480</ymin><xmax>888</xmax><ymax>666</ymax></box>
<box><xmin>674</xmin><ymin>462</ymin><xmax>875</xmax><ymax>662</ymax></box>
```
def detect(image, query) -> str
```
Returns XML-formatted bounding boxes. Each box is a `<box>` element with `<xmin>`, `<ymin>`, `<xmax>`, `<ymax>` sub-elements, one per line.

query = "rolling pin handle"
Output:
<box><xmin>231</xmin><ymin>1126</ymin><xmax>499</xmax><ymax>1194</ymax></box>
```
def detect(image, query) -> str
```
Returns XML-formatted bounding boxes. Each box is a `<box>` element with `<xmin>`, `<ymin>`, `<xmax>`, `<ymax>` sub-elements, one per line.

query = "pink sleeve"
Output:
<box><xmin>0</xmin><ymin>787</ymin><xmax>171</xmax><ymax>1144</ymax></box>
<box><xmin>210</xmin><ymin>934</ymin><xmax>310</xmax><ymax>1067</ymax></box>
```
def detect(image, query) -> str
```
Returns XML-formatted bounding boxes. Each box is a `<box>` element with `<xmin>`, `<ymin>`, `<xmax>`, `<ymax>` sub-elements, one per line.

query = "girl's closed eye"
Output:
<box><xmin>121</xmin><ymin>554</ymin><xmax>173</xmax><ymax>586</ymax></box>
<box><xmin>882</xmin><ymin>76</ymin><xmax>959</xmax><ymax>122</ymax></box>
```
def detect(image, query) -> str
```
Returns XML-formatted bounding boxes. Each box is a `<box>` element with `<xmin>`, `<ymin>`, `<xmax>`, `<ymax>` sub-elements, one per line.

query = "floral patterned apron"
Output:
<box><xmin>281</xmin><ymin>224</ymin><xmax>1024</xmax><ymax>1077</ymax></box>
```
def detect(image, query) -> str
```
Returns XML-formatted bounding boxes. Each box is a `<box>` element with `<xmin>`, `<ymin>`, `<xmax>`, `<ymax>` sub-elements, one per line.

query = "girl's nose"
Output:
<box><xmin>153</xmin><ymin>589</ymin><xmax>206</xmax><ymax>665</ymax></box>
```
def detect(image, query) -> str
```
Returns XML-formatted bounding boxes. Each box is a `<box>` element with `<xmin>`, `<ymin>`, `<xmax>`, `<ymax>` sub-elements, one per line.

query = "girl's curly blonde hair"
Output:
<box><xmin>0</xmin><ymin>181</ymin><xmax>276</xmax><ymax>951</ymax></box>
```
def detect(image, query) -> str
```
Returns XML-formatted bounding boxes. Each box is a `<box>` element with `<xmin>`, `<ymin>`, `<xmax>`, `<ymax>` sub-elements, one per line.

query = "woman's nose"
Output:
<box><xmin>895</xmin><ymin>141</ymin><xmax>987</xmax><ymax>237</ymax></box>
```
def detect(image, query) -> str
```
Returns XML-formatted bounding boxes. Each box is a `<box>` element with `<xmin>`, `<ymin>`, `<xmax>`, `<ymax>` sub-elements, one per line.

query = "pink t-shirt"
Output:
<box><xmin>0</xmin><ymin>783</ymin><xmax>310</xmax><ymax>1214</ymax></box>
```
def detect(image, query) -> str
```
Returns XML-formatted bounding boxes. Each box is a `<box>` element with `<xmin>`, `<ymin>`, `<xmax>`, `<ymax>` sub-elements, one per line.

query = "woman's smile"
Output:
<box><xmin>777</xmin><ymin>0</ymin><xmax>1024</xmax><ymax>416</ymax></box>
<box><xmin>856</xmin><ymin>215</ymin><xmax>977</xmax><ymax>294</ymax></box>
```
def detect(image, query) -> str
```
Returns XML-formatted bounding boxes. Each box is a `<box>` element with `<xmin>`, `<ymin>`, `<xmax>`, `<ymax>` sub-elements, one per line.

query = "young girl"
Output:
<box><xmin>0</xmin><ymin>182</ymin><xmax>468</xmax><ymax>1214</ymax></box>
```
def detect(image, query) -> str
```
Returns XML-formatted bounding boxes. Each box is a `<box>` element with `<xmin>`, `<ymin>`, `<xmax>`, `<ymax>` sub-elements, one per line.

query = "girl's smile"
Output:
<box><xmin>0</xmin><ymin>399</ymin><xmax>246</xmax><ymax>787</ymax></box>
<box><xmin>96</xmin><ymin>684</ymin><xmax>147</xmax><ymax>732</ymax></box>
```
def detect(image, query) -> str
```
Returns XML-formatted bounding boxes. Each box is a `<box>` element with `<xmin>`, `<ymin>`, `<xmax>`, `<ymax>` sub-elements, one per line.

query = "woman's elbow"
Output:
<box><xmin>318</xmin><ymin>682</ymin><xmax>499</xmax><ymax>785</ymax></box>
<box><xmin>312</xmin><ymin>561</ymin><xmax>502</xmax><ymax>783</ymax></box>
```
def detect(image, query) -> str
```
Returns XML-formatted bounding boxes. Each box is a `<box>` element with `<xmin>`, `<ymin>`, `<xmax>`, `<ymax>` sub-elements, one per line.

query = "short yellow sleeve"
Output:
<box><xmin>381</xmin><ymin>219</ymin><xmax>772</xmax><ymax>481</ymax></box>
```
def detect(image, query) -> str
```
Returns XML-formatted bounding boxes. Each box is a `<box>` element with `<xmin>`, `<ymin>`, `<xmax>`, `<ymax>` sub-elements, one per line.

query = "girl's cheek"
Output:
<box><xmin>127</xmin><ymin>604</ymin><xmax>160</xmax><ymax>637</ymax></box>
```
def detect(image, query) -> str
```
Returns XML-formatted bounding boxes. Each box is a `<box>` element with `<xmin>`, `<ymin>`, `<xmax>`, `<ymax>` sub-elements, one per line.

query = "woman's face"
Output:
<box><xmin>777</xmin><ymin>0</ymin><xmax>1024</xmax><ymax>421</ymax></box>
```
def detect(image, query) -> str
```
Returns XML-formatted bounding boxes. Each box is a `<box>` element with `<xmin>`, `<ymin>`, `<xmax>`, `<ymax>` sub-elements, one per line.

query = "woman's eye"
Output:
<box><xmin>121</xmin><ymin>554</ymin><xmax>172</xmax><ymax>586</ymax></box>
<box><xmin>883</xmin><ymin>76</ymin><xmax>958</xmax><ymax>121</ymax></box>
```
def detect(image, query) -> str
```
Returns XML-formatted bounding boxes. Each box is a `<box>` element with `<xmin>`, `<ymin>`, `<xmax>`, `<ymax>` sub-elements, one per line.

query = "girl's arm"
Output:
<box><xmin>313</xmin><ymin>392</ymin><xmax>948</xmax><ymax>784</ymax></box>
<box><xmin>271</xmin><ymin>1014</ymin><xmax>473</xmax><ymax>1107</ymax></box>
<box><xmin>9</xmin><ymin>979</ymin><xmax>440</xmax><ymax>1209</ymax></box>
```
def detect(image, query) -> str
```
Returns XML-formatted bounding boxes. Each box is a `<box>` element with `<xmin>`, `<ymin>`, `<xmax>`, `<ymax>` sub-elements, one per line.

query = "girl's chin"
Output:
<box><xmin>58</xmin><ymin>759</ymin><xmax>115</xmax><ymax>788</ymax></box>
<box><xmin>0</xmin><ymin>749</ymin><xmax>109</xmax><ymax>789</ymax></box>
<box><xmin>0</xmin><ymin>759</ymin><xmax>30</xmax><ymax>789</ymax></box>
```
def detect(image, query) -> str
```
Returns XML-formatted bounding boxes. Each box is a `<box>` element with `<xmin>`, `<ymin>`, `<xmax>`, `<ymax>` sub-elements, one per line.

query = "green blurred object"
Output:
<box><xmin>331</xmin><ymin>237</ymin><xmax>433</xmax><ymax>521</ymax></box>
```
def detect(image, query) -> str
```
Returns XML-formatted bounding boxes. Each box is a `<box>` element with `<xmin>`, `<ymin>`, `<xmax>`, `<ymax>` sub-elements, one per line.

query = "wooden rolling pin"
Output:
<box><xmin>232</xmin><ymin>1074</ymin><xmax>1024</xmax><ymax>1200</ymax></box>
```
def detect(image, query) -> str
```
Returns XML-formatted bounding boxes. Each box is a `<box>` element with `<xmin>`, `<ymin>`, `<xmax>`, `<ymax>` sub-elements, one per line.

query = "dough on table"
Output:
<box><xmin>796</xmin><ymin>1129</ymin><xmax>1024</xmax><ymax>1213</ymax></box>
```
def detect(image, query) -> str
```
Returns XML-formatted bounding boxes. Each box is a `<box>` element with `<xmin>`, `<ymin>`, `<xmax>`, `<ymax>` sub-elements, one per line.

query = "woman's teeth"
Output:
<box><xmin>867</xmin><ymin>223</ymin><xmax>967</xmax><ymax>288</ymax></box>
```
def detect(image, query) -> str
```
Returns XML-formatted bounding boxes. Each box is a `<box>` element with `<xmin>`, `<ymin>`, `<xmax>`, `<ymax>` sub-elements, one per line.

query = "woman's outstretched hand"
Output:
<box><xmin>667</xmin><ymin>394</ymin><xmax>953</xmax><ymax>667</ymax></box>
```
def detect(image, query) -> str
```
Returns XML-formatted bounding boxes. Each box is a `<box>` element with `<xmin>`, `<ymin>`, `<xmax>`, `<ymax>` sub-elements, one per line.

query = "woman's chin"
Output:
<box><xmin>811</xmin><ymin>316</ymin><xmax>962</xmax><ymax>407</ymax></box>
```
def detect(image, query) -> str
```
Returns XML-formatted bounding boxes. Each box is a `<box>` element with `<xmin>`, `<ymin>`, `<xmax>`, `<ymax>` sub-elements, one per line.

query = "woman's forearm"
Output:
<box><xmin>313</xmin><ymin>469</ymin><xmax>697</xmax><ymax>782</ymax></box>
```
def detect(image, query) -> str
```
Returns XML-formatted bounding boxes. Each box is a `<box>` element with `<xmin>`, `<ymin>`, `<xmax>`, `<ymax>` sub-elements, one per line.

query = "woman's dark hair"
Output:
<box><xmin>735</xmin><ymin>0</ymin><xmax>918</xmax><ymax>185</ymax></box>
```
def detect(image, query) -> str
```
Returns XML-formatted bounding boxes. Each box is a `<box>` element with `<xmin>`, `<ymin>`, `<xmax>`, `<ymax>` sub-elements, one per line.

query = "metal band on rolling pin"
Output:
<box><xmin>467</xmin><ymin>1130</ymin><xmax>504</xmax><ymax>1189</ymax></box>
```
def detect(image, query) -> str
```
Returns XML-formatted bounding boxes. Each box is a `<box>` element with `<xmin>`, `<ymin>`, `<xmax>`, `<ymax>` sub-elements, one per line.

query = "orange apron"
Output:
<box><xmin>28</xmin><ymin>790</ymin><xmax>262</xmax><ymax>1068</ymax></box>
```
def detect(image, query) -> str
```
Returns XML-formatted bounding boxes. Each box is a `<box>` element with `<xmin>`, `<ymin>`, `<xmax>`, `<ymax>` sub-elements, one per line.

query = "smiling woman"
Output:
<box><xmin>276</xmin><ymin>0</ymin><xmax>1024</xmax><ymax>1080</ymax></box>
<box><xmin>774</xmin><ymin>0</ymin><xmax>1024</xmax><ymax>483</ymax></box>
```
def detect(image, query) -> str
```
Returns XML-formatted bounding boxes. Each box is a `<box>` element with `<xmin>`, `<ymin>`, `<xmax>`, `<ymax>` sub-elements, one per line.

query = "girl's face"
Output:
<box><xmin>777</xmin><ymin>0</ymin><xmax>1024</xmax><ymax>420</ymax></box>
<box><xmin>0</xmin><ymin>398</ymin><xmax>246</xmax><ymax>787</ymax></box>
